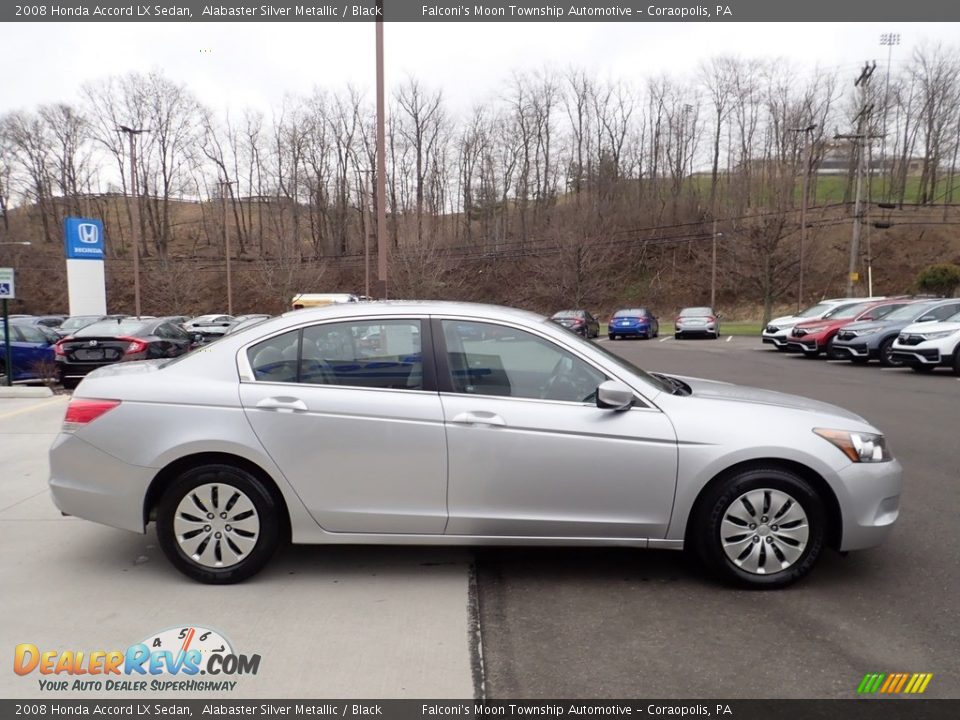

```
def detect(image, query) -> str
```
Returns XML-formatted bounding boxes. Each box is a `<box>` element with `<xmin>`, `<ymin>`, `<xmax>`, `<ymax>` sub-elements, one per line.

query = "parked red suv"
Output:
<box><xmin>786</xmin><ymin>299</ymin><xmax>913</xmax><ymax>358</ymax></box>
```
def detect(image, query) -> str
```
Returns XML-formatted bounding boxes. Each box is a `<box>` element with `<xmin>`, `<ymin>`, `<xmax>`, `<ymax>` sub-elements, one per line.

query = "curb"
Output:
<box><xmin>0</xmin><ymin>386</ymin><xmax>55</xmax><ymax>398</ymax></box>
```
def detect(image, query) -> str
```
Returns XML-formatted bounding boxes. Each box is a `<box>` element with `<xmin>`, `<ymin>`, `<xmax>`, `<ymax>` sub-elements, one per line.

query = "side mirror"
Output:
<box><xmin>192</xmin><ymin>334</ymin><xmax>204</xmax><ymax>344</ymax></box>
<box><xmin>716</xmin><ymin>312</ymin><xmax>723</xmax><ymax>319</ymax></box>
<box><xmin>861</xmin><ymin>314</ymin><xmax>875</xmax><ymax>321</ymax></box>
<box><xmin>917</xmin><ymin>315</ymin><xmax>936</xmax><ymax>323</ymax></box>
<box><xmin>596</xmin><ymin>380</ymin><xmax>634</xmax><ymax>411</ymax></box>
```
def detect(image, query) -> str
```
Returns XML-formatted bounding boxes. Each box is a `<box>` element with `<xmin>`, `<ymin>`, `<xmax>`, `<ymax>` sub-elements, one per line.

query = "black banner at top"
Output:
<box><xmin>5</xmin><ymin>0</ymin><xmax>960</xmax><ymax>22</ymax></box>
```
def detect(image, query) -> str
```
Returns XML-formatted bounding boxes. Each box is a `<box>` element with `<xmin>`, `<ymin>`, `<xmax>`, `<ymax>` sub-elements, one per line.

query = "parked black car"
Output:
<box><xmin>56</xmin><ymin>314</ymin><xmax>127</xmax><ymax>338</ymax></box>
<box><xmin>55</xmin><ymin>317</ymin><xmax>197</xmax><ymax>389</ymax></box>
<box><xmin>549</xmin><ymin>309</ymin><xmax>600</xmax><ymax>338</ymax></box>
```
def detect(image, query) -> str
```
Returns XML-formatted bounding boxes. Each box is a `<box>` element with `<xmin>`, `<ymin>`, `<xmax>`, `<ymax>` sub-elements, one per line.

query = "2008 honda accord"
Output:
<box><xmin>49</xmin><ymin>302</ymin><xmax>902</xmax><ymax>587</ymax></box>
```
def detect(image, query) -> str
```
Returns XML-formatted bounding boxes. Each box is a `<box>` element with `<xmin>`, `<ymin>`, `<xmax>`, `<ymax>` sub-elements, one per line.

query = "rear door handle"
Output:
<box><xmin>256</xmin><ymin>396</ymin><xmax>308</xmax><ymax>412</ymax></box>
<box><xmin>451</xmin><ymin>411</ymin><xmax>506</xmax><ymax>427</ymax></box>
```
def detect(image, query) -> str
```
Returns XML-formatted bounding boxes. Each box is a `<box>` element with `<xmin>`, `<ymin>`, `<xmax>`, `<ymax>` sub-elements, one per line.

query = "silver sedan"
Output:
<box><xmin>49</xmin><ymin>302</ymin><xmax>902</xmax><ymax>588</ymax></box>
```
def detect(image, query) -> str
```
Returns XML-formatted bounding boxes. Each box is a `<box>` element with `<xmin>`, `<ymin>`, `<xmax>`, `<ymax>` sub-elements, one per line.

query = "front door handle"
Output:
<box><xmin>451</xmin><ymin>411</ymin><xmax>507</xmax><ymax>427</ymax></box>
<box><xmin>256</xmin><ymin>396</ymin><xmax>308</xmax><ymax>412</ymax></box>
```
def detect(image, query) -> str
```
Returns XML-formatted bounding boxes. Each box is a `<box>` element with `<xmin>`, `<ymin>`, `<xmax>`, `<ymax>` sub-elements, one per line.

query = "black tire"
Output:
<box><xmin>608</xmin><ymin>334</ymin><xmax>616</xmax><ymax>341</ymax></box>
<box><xmin>775</xmin><ymin>345</ymin><xmax>789</xmax><ymax>353</ymax></box>
<box><xmin>878</xmin><ymin>337</ymin><xmax>900</xmax><ymax>368</ymax></box>
<box><xmin>156</xmin><ymin>464</ymin><xmax>282</xmax><ymax>584</ymax></box>
<box><xmin>674</xmin><ymin>333</ymin><xmax>682</xmax><ymax>340</ymax></box>
<box><xmin>954</xmin><ymin>347</ymin><xmax>960</xmax><ymax>376</ymax></box>
<box><xmin>61</xmin><ymin>377</ymin><xmax>80</xmax><ymax>390</ymax></box>
<box><xmin>825</xmin><ymin>337</ymin><xmax>840</xmax><ymax>359</ymax></box>
<box><xmin>693</xmin><ymin>467</ymin><xmax>826</xmax><ymax>589</ymax></box>
<box><xmin>850</xmin><ymin>356</ymin><xmax>869</xmax><ymax>365</ymax></box>
<box><xmin>803</xmin><ymin>349</ymin><xmax>820</xmax><ymax>359</ymax></box>
<box><xmin>910</xmin><ymin>364</ymin><xmax>935</xmax><ymax>373</ymax></box>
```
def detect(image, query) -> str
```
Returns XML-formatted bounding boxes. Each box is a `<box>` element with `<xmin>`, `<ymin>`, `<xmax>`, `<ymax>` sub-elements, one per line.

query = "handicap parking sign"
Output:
<box><xmin>0</xmin><ymin>268</ymin><xmax>14</xmax><ymax>299</ymax></box>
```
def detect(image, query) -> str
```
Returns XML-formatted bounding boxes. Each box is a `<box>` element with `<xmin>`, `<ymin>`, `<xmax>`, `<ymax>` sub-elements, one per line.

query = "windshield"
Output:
<box><xmin>614</xmin><ymin>309</ymin><xmax>647</xmax><ymax>318</ymax></box>
<box><xmin>552</xmin><ymin>310</ymin><xmax>581</xmax><ymax>318</ymax></box>
<box><xmin>74</xmin><ymin>320</ymin><xmax>151</xmax><ymax>338</ymax></box>
<box><xmin>825</xmin><ymin>302</ymin><xmax>870</xmax><ymax>320</ymax></box>
<box><xmin>60</xmin><ymin>316</ymin><xmax>100</xmax><ymax>330</ymax></box>
<box><xmin>947</xmin><ymin>311</ymin><xmax>960</xmax><ymax>323</ymax></box>
<box><xmin>882</xmin><ymin>302</ymin><xmax>937</xmax><ymax>322</ymax></box>
<box><xmin>797</xmin><ymin>303</ymin><xmax>834</xmax><ymax>318</ymax></box>
<box><xmin>680</xmin><ymin>307</ymin><xmax>712</xmax><ymax>316</ymax></box>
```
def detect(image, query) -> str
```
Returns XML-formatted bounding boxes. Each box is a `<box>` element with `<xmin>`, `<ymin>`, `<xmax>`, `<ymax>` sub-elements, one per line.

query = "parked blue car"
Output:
<box><xmin>608</xmin><ymin>308</ymin><xmax>660</xmax><ymax>340</ymax></box>
<box><xmin>0</xmin><ymin>321</ymin><xmax>58</xmax><ymax>382</ymax></box>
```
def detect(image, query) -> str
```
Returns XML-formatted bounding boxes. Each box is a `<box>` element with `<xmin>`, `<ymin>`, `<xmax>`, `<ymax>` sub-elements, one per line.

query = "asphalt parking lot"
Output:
<box><xmin>477</xmin><ymin>336</ymin><xmax>959</xmax><ymax>698</ymax></box>
<box><xmin>1</xmin><ymin>337</ymin><xmax>957</xmax><ymax>699</ymax></box>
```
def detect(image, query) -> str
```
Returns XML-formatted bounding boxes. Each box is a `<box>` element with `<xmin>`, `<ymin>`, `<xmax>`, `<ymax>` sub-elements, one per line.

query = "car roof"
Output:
<box><xmin>282</xmin><ymin>300</ymin><xmax>546</xmax><ymax>324</ymax></box>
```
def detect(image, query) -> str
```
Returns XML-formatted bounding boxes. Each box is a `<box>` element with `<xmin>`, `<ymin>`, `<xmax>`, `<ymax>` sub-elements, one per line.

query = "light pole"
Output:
<box><xmin>710</xmin><ymin>230</ymin><xmax>722</xmax><ymax>310</ymax></box>
<box><xmin>118</xmin><ymin>126</ymin><xmax>149</xmax><ymax>317</ymax></box>
<box><xmin>218</xmin><ymin>178</ymin><xmax>235</xmax><ymax>315</ymax></box>
<box><xmin>375</xmin><ymin>0</ymin><xmax>388</xmax><ymax>299</ymax></box>
<box><xmin>788</xmin><ymin>124</ymin><xmax>817</xmax><ymax>312</ymax></box>
<box><xmin>879</xmin><ymin>33</ymin><xmax>900</xmax><ymax>202</ymax></box>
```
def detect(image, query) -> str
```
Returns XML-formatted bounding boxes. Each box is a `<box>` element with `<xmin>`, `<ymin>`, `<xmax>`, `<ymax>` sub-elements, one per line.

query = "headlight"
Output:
<box><xmin>920</xmin><ymin>330</ymin><xmax>957</xmax><ymax>340</ymax></box>
<box><xmin>849</xmin><ymin>326</ymin><xmax>881</xmax><ymax>336</ymax></box>
<box><xmin>814</xmin><ymin>428</ymin><xmax>891</xmax><ymax>463</ymax></box>
<box><xmin>799</xmin><ymin>325</ymin><xmax>827</xmax><ymax>334</ymax></box>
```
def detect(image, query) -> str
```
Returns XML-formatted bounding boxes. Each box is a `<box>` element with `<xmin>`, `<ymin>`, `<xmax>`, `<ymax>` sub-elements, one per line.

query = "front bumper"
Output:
<box><xmin>48</xmin><ymin>433</ymin><xmax>154</xmax><ymax>534</ymax></box>
<box><xmin>890</xmin><ymin>347</ymin><xmax>942</xmax><ymax>365</ymax></box>
<box><xmin>835</xmin><ymin>458</ymin><xmax>903</xmax><ymax>551</ymax></box>
<box><xmin>831</xmin><ymin>341</ymin><xmax>872</xmax><ymax>359</ymax></box>
<box><xmin>762</xmin><ymin>333</ymin><xmax>790</xmax><ymax>348</ymax></box>
<box><xmin>786</xmin><ymin>337</ymin><xmax>820</xmax><ymax>352</ymax></box>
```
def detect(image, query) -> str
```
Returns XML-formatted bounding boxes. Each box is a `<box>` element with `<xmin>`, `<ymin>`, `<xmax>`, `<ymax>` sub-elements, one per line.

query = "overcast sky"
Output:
<box><xmin>2</xmin><ymin>22</ymin><xmax>958</xmax><ymax>116</ymax></box>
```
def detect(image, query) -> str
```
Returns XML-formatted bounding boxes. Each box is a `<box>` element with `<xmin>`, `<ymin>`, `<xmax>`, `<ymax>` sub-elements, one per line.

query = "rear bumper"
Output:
<box><xmin>611</xmin><ymin>326</ymin><xmax>651</xmax><ymax>336</ymax></box>
<box><xmin>676</xmin><ymin>326</ymin><xmax>717</xmax><ymax>336</ymax></box>
<box><xmin>48</xmin><ymin>433</ymin><xmax>153</xmax><ymax>534</ymax></box>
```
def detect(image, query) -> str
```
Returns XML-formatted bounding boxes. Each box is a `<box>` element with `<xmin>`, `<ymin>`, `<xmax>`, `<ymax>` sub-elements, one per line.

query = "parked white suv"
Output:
<box><xmin>890</xmin><ymin>310</ymin><xmax>960</xmax><ymax>374</ymax></box>
<box><xmin>762</xmin><ymin>298</ymin><xmax>877</xmax><ymax>351</ymax></box>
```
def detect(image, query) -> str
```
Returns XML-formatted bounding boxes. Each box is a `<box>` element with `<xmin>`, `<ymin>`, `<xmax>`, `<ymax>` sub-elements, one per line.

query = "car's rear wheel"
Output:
<box><xmin>156</xmin><ymin>464</ymin><xmax>281</xmax><ymax>584</ymax></box>
<box><xmin>694</xmin><ymin>467</ymin><xmax>825</xmax><ymax>589</ymax></box>
<box><xmin>878</xmin><ymin>337</ymin><xmax>900</xmax><ymax>367</ymax></box>
<box><xmin>608</xmin><ymin>334</ymin><xmax>616</xmax><ymax>341</ymax></box>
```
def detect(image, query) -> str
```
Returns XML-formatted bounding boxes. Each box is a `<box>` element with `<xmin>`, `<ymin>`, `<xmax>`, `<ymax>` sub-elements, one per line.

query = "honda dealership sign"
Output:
<box><xmin>64</xmin><ymin>217</ymin><xmax>107</xmax><ymax>315</ymax></box>
<box><xmin>64</xmin><ymin>218</ymin><xmax>105</xmax><ymax>260</ymax></box>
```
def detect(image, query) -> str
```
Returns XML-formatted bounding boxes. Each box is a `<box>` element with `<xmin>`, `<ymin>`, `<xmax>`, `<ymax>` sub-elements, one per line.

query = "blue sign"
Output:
<box><xmin>64</xmin><ymin>217</ymin><xmax>105</xmax><ymax>260</ymax></box>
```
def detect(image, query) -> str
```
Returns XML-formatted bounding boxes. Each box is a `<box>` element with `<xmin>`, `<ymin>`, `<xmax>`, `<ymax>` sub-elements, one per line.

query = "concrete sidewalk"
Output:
<box><xmin>0</xmin><ymin>396</ymin><xmax>475</xmax><ymax>699</ymax></box>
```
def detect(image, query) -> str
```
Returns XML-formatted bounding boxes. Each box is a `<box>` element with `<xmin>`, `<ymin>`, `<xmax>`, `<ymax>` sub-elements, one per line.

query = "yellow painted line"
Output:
<box><xmin>917</xmin><ymin>674</ymin><xmax>933</xmax><ymax>694</ymax></box>
<box><xmin>903</xmin><ymin>674</ymin><xmax>919</xmax><ymax>693</ymax></box>
<box><xmin>0</xmin><ymin>396</ymin><xmax>67</xmax><ymax>421</ymax></box>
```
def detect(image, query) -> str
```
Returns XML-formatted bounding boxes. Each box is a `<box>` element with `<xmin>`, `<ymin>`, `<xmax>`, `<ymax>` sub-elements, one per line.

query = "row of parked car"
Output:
<box><xmin>550</xmin><ymin>307</ymin><xmax>721</xmax><ymax>340</ymax></box>
<box><xmin>0</xmin><ymin>312</ymin><xmax>273</xmax><ymax>387</ymax></box>
<box><xmin>761</xmin><ymin>296</ymin><xmax>960</xmax><ymax>374</ymax></box>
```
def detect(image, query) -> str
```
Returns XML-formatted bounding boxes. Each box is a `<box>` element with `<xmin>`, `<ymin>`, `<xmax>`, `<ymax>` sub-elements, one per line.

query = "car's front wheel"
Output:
<box><xmin>156</xmin><ymin>464</ymin><xmax>282</xmax><ymax>584</ymax></box>
<box><xmin>694</xmin><ymin>467</ymin><xmax>825</xmax><ymax>589</ymax></box>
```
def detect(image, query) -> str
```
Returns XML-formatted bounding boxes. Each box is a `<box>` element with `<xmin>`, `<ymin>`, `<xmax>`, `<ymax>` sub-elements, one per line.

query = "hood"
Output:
<box><xmin>899</xmin><ymin>320</ymin><xmax>960</xmax><ymax>335</ymax></box>
<box><xmin>768</xmin><ymin>314</ymin><xmax>801</xmax><ymax>326</ymax></box>
<box><xmin>842</xmin><ymin>318</ymin><xmax>896</xmax><ymax>332</ymax></box>
<box><xmin>673</xmin><ymin>375</ymin><xmax>868</xmax><ymax>424</ymax></box>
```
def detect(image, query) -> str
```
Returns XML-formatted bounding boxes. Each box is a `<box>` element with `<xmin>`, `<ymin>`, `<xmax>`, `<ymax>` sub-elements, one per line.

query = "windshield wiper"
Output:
<box><xmin>652</xmin><ymin>372</ymin><xmax>690</xmax><ymax>396</ymax></box>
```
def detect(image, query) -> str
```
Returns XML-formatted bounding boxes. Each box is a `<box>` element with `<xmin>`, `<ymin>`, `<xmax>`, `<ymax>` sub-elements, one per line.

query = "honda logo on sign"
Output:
<box><xmin>65</xmin><ymin>217</ymin><xmax>104</xmax><ymax>260</ymax></box>
<box><xmin>78</xmin><ymin>223</ymin><xmax>99</xmax><ymax>244</ymax></box>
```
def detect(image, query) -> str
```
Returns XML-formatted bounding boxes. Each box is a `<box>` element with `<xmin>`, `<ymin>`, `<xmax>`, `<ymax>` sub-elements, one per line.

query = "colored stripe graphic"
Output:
<box><xmin>858</xmin><ymin>673</ymin><xmax>933</xmax><ymax>694</ymax></box>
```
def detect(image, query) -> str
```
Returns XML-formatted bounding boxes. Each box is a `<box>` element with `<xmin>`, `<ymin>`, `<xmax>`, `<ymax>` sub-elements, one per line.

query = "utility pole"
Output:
<box><xmin>835</xmin><ymin>63</ymin><xmax>881</xmax><ymax>297</ymax></box>
<box><xmin>219</xmin><ymin>178</ymin><xmax>235</xmax><ymax>315</ymax></box>
<box><xmin>375</xmin><ymin>0</ymin><xmax>388</xmax><ymax>299</ymax></box>
<box><xmin>788</xmin><ymin>124</ymin><xmax>817</xmax><ymax>312</ymax></box>
<box><xmin>118</xmin><ymin>126</ymin><xmax>148</xmax><ymax>317</ymax></box>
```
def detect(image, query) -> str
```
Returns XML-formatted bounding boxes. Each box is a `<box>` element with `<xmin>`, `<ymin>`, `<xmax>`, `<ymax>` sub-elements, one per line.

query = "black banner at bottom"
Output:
<box><xmin>1</xmin><ymin>700</ymin><xmax>957</xmax><ymax>720</ymax></box>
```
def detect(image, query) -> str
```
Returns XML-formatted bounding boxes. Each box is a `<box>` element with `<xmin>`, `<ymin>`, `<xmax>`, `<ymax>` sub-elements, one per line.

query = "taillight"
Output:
<box><xmin>119</xmin><ymin>336</ymin><xmax>148</xmax><ymax>354</ymax></box>
<box><xmin>62</xmin><ymin>399</ymin><xmax>121</xmax><ymax>433</ymax></box>
<box><xmin>54</xmin><ymin>341</ymin><xmax>65</xmax><ymax>357</ymax></box>
<box><xmin>708</xmin><ymin>316</ymin><xmax>717</xmax><ymax>323</ymax></box>
<box><xmin>571</xmin><ymin>319</ymin><xmax>583</xmax><ymax>326</ymax></box>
